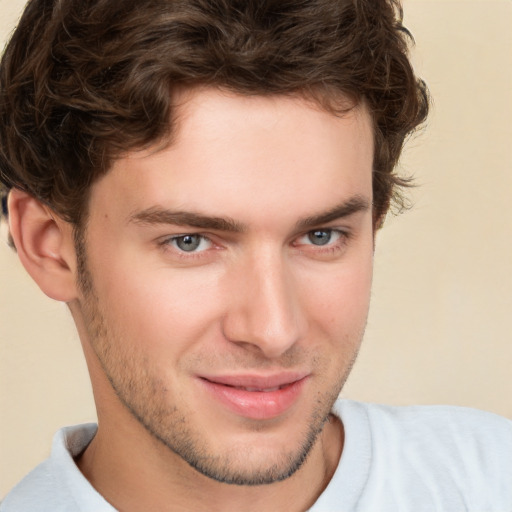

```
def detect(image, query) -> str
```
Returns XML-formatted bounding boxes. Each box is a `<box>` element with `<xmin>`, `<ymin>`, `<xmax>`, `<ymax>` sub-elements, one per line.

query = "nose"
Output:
<box><xmin>221</xmin><ymin>250</ymin><xmax>305</xmax><ymax>359</ymax></box>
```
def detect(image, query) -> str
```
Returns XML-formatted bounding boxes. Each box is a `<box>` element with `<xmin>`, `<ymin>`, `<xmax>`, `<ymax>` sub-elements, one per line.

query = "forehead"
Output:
<box><xmin>90</xmin><ymin>88</ymin><xmax>374</xmax><ymax>227</ymax></box>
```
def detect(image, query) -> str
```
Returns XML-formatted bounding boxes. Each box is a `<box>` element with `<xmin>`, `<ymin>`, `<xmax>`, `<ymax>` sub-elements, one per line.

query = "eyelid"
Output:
<box><xmin>159</xmin><ymin>230</ymin><xmax>211</xmax><ymax>243</ymax></box>
<box><xmin>159</xmin><ymin>233</ymin><xmax>215</xmax><ymax>253</ymax></box>
<box><xmin>157</xmin><ymin>226</ymin><xmax>351</xmax><ymax>258</ymax></box>
<box><xmin>294</xmin><ymin>227</ymin><xmax>350</xmax><ymax>245</ymax></box>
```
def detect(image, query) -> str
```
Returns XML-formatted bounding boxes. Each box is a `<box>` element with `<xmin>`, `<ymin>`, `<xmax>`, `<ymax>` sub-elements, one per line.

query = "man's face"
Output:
<box><xmin>75</xmin><ymin>88</ymin><xmax>375</xmax><ymax>485</ymax></box>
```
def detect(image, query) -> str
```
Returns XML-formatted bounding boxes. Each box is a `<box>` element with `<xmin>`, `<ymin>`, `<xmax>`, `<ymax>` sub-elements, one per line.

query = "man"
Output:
<box><xmin>0</xmin><ymin>0</ymin><xmax>511</xmax><ymax>511</ymax></box>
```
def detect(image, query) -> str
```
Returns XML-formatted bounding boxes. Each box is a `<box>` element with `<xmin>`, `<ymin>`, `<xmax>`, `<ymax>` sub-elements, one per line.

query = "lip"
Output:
<box><xmin>197</xmin><ymin>372</ymin><xmax>309</xmax><ymax>420</ymax></box>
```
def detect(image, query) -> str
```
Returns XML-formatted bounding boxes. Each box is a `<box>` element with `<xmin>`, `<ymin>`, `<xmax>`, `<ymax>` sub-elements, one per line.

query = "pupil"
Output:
<box><xmin>177</xmin><ymin>235</ymin><xmax>200</xmax><ymax>251</ymax></box>
<box><xmin>308</xmin><ymin>230</ymin><xmax>331</xmax><ymax>246</ymax></box>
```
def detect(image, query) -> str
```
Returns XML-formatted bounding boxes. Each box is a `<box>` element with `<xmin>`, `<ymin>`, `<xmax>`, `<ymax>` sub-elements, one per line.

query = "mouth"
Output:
<box><xmin>225</xmin><ymin>384</ymin><xmax>288</xmax><ymax>392</ymax></box>
<box><xmin>197</xmin><ymin>373</ymin><xmax>309</xmax><ymax>420</ymax></box>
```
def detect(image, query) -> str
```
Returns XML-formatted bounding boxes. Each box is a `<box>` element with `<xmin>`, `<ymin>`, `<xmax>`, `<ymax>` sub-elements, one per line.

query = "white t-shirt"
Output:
<box><xmin>2</xmin><ymin>400</ymin><xmax>512</xmax><ymax>511</ymax></box>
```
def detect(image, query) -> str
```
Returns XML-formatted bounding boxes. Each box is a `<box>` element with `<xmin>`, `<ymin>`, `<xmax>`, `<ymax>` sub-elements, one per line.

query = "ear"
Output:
<box><xmin>8</xmin><ymin>189</ymin><xmax>78</xmax><ymax>302</ymax></box>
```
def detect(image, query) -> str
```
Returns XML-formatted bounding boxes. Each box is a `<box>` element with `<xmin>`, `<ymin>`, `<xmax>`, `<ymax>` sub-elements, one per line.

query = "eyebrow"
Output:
<box><xmin>130</xmin><ymin>208</ymin><xmax>246</xmax><ymax>232</ymax></box>
<box><xmin>295</xmin><ymin>195</ymin><xmax>371</xmax><ymax>230</ymax></box>
<box><xmin>129</xmin><ymin>195</ymin><xmax>371</xmax><ymax>233</ymax></box>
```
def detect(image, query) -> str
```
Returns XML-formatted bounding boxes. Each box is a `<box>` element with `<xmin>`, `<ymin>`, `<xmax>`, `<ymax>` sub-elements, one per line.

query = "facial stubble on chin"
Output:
<box><xmin>74</xmin><ymin>232</ymin><xmax>360</xmax><ymax>486</ymax></box>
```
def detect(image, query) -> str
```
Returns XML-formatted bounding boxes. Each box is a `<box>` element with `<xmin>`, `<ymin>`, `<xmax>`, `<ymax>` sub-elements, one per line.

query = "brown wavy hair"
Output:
<box><xmin>0</xmin><ymin>0</ymin><xmax>429</xmax><ymax>228</ymax></box>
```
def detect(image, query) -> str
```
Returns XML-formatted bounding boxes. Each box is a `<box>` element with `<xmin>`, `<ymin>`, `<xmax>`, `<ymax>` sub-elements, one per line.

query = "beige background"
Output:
<box><xmin>1</xmin><ymin>0</ymin><xmax>511</xmax><ymax>498</ymax></box>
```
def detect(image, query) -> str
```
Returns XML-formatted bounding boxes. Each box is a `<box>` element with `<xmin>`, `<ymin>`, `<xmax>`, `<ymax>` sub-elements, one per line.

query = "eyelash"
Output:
<box><xmin>159</xmin><ymin>228</ymin><xmax>351</xmax><ymax>259</ymax></box>
<box><xmin>159</xmin><ymin>234</ymin><xmax>216</xmax><ymax>260</ymax></box>
<box><xmin>293</xmin><ymin>229</ymin><xmax>351</xmax><ymax>258</ymax></box>
<box><xmin>295</xmin><ymin>229</ymin><xmax>348</xmax><ymax>247</ymax></box>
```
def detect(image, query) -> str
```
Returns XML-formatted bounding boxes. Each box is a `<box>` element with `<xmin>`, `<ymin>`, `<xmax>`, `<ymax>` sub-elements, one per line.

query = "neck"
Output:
<box><xmin>76</xmin><ymin>406</ymin><xmax>343</xmax><ymax>512</ymax></box>
<box><xmin>73</xmin><ymin>316</ymin><xmax>344</xmax><ymax>511</ymax></box>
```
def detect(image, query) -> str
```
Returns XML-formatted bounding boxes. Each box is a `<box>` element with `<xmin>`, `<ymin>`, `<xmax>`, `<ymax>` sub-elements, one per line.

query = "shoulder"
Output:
<box><xmin>0</xmin><ymin>423</ymin><xmax>112</xmax><ymax>512</ymax></box>
<box><xmin>340</xmin><ymin>400</ymin><xmax>512</xmax><ymax>466</ymax></box>
<box><xmin>335</xmin><ymin>399</ymin><xmax>512</xmax><ymax>444</ymax></box>
<box><xmin>1</xmin><ymin>458</ymin><xmax>60</xmax><ymax>512</ymax></box>
<box><xmin>330</xmin><ymin>400</ymin><xmax>512</xmax><ymax>510</ymax></box>
<box><xmin>360</xmin><ymin>401</ymin><xmax>512</xmax><ymax>451</ymax></box>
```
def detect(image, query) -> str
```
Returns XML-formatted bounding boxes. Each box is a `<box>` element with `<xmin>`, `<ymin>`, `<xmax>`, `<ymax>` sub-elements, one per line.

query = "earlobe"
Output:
<box><xmin>8</xmin><ymin>189</ymin><xmax>78</xmax><ymax>302</ymax></box>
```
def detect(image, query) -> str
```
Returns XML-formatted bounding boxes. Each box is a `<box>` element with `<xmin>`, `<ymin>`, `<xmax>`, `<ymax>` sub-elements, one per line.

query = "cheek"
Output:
<box><xmin>299</xmin><ymin>257</ymin><xmax>373</xmax><ymax>338</ymax></box>
<box><xmin>91</xmin><ymin>259</ymin><xmax>226</xmax><ymax>357</ymax></box>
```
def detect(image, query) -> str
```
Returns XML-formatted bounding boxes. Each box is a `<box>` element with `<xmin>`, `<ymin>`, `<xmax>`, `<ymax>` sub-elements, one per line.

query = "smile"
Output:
<box><xmin>227</xmin><ymin>384</ymin><xmax>288</xmax><ymax>392</ymax></box>
<box><xmin>198</xmin><ymin>373</ymin><xmax>309</xmax><ymax>420</ymax></box>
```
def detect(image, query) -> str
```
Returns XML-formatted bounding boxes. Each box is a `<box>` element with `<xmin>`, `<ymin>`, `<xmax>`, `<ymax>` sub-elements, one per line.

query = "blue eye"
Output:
<box><xmin>307</xmin><ymin>230</ymin><xmax>333</xmax><ymax>246</ymax></box>
<box><xmin>170</xmin><ymin>234</ymin><xmax>211</xmax><ymax>253</ymax></box>
<box><xmin>295</xmin><ymin>229</ymin><xmax>346</xmax><ymax>252</ymax></box>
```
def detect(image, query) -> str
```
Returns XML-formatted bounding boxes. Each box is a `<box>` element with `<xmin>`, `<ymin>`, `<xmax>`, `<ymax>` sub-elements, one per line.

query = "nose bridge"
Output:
<box><xmin>223</xmin><ymin>246</ymin><xmax>304</xmax><ymax>358</ymax></box>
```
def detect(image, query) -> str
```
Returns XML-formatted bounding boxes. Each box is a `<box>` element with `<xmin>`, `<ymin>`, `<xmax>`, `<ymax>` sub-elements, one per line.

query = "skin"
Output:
<box><xmin>10</xmin><ymin>88</ymin><xmax>375</xmax><ymax>511</ymax></box>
